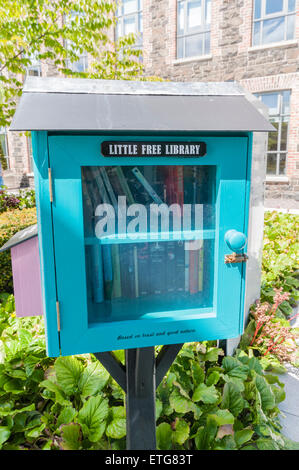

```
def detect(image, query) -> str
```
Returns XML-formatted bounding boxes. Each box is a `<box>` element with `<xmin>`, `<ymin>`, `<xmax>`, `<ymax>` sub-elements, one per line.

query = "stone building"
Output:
<box><xmin>1</xmin><ymin>0</ymin><xmax>299</xmax><ymax>205</ymax></box>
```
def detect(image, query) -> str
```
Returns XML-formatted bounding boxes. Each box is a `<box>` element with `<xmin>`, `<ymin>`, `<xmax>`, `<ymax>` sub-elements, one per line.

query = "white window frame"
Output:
<box><xmin>0</xmin><ymin>127</ymin><xmax>9</xmax><ymax>171</ymax></box>
<box><xmin>177</xmin><ymin>0</ymin><xmax>211</xmax><ymax>59</ymax></box>
<box><xmin>252</xmin><ymin>0</ymin><xmax>296</xmax><ymax>46</ymax></box>
<box><xmin>255</xmin><ymin>90</ymin><xmax>291</xmax><ymax>177</ymax></box>
<box><xmin>115</xmin><ymin>0</ymin><xmax>143</xmax><ymax>49</ymax></box>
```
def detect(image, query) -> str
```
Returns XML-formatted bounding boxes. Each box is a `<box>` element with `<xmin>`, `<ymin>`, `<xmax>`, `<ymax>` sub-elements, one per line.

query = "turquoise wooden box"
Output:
<box><xmin>10</xmin><ymin>78</ymin><xmax>273</xmax><ymax>357</ymax></box>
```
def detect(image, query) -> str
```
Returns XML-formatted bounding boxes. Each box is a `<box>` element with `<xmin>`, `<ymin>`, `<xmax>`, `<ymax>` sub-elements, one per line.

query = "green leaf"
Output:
<box><xmin>192</xmin><ymin>383</ymin><xmax>219</xmax><ymax>404</ymax></box>
<box><xmin>222</xmin><ymin>357</ymin><xmax>249</xmax><ymax>380</ymax></box>
<box><xmin>77</xmin><ymin>396</ymin><xmax>109</xmax><ymax>442</ymax></box>
<box><xmin>191</xmin><ymin>362</ymin><xmax>205</xmax><ymax>384</ymax></box>
<box><xmin>156</xmin><ymin>423</ymin><xmax>172</xmax><ymax>450</ymax></box>
<box><xmin>221</xmin><ymin>382</ymin><xmax>244</xmax><ymax>417</ymax></box>
<box><xmin>78</xmin><ymin>361</ymin><xmax>109</xmax><ymax>398</ymax></box>
<box><xmin>169</xmin><ymin>388</ymin><xmax>194</xmax><ymax>413</ymax></box>
<box><xmin>235</xmin><ymin>429</ymin><xmax>254</xmax><ymax>447</ymax></box>
<box><xmin>256</xmin><ymin>438</ymin><xmax>280</xmax><ymax>450</ymax></box>
<box><xmin>60</xmin><ymin>423</ymin><xmax>81</xmax><ymax>450</ymax></box>
<box><xmin>206</xmin><ymin>370</ymin><xmax>220</xmax><ymax>386</ymax></box>
<box><xmin>173</xmin><ymin>419</ymin><xmax>190</xmax><ymax>445</ymax></box>
<box><xmin>57</xmin><ymin>406</ymin><xmax>77</xmax><ymax>428</ymax></box>
<box><xmin>255</xmin><ymin>374</ymin><xmax>276</xmax><ymax>411</ymax></box>
<box><xmin>54</xmin><ymin>356</ymin><xmax>84</xmax><ymax>395</ymax></box>
<box><xmin>208</xmin><ymin>409</ymin><xmax>234</xmax><ymax>426</ymax></box>
<box><xmin>106</xmin><ymin>418</ymin><xmax>126</xmax><ymax>439</ymax></box>
<box><xmin>0</xmin><ymin>427</ymin><xmax>10</xmax><ymax>447</ymax></box>
<box><xmin>156</xmin><ymin>399</ymin><xmax>163</xmax><ymax>420</ymax></box>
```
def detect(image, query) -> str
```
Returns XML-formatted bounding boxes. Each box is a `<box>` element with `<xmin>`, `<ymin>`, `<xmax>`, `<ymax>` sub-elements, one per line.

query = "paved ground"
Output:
<box><xmin>265</xmin><ymin>198</ymin><xmax>299</xmax><ymax>213</ymax></box>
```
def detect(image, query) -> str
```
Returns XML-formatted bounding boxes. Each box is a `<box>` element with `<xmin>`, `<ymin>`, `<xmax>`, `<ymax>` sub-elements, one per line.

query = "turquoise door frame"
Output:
<box><xmin>33</xmin><ymin>132</ymin><xmax>250</xmax><ymax>357</ymax></box>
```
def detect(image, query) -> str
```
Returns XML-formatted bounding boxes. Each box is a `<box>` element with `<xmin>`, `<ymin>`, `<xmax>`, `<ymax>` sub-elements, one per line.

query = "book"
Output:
<box><xmin>137</xmin><ymin>243</ymin><xmax>150</xmax><ymax>297</ymax></box>
<box><xmin>111</xmin><ymin>244</ymin><xmax>121</xmax><ymax>299</ymax></box>
<box><xmin>100</xmin><ymin>167</ymin><xmax>118</xmax><ymax>210</ymax></box>
<box><xmin>189</xmin><ymin>249</ymin><xmax>199</xmax><ymax>294</ymax></box>
<box><xmin>150</xmin><ymin>242</ymin><xmax>166</xmax><ymax>295</ymax></box>
<box><xmin>131</xmin><ymin>167</ymin><xmax>163</xmax><ymax>204</ymax></box>
<box><xmin>165</xmin><ymin>241</ymin><xmax>176</xmax><ymax>293</ymax></box>
<box><xmin>198</xmin><ymin>246</ymin><xmax>204</xmax><ymax>292</ymax></box>
<box><xmin>119</xmin><ymin>244</ymin><xmax>136</xmax><ymax>298</ymax></box>
<box><xmin>116</xmin><ymin>167</ymin><xmax>135</xmax><ymax>205</ymax></box>
<box><xmin>103</xmin><ymin>244</ymin><xmax>113</xmax><ymax>300</ymax></box>
<box><xmin>175</xmin><ymin>242</ymin><xmax>185</xmax><ymax>293</ymax></box>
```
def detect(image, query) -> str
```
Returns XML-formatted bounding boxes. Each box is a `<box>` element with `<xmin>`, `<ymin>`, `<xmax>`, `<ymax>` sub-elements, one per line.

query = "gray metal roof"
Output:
<box><xmin>10</xmin><ymin>77</ymin><xmax>274</xmax><ymax>132</ymax></box>
<box><xmin>0</xmin><ymin>224</ymin><xmax>38</xmax><ymax>253</ymax></box>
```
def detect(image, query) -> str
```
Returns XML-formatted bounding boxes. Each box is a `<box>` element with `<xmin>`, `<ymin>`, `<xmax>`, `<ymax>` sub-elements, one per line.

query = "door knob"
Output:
<box><xmin>225</xmin><ymin>230</ymin><xmax>247</xmax><ymax>253</ymax></box>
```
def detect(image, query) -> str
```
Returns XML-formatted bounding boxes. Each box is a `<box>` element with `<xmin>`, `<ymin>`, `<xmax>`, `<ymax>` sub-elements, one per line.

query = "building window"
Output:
<box><xmin>26</xmin><ymin>53</ymin><xmax>42</xmax><ymax>77</ymax></box>
<box><xmin>177</xmin><ymin>0</ymin><xmax>211</xmax><ymax>59</ymax></box>
<box><xmin>255</xmin><ymin>90</ymin><xmax>291</xmax><ymax>176</ymax></box>
<box><xmin>116</xmin><ymin>0</ymin><xmax>143</xmax><ymax>49</ymax></box>
<box><xmin>0</xmin><ymin>127</ymin><xmax>9</xmax><ymax>171</ymax></box>
<box><xmin>252</xmin><ymin>0</ymin><xmax>296</xmax><ymax>46</ymax></box>
<box><xmin>65</xmin><ymin>13</ymin><xmax>89</xmax><ymax>73</ymax></box>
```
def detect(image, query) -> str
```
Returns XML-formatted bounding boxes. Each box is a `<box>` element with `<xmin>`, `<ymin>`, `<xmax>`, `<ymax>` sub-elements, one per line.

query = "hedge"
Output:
<box><xmin>0</xmin><ymin>208</ymin><xmax>37</xmax><ymax>293</ymax></box>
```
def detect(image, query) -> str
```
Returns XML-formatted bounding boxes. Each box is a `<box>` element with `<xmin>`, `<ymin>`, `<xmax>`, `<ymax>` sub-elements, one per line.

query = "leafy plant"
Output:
<box><xmin>262</xmin><ymin>211</ymin><xmax>299</xmax><ymax>309</ymax></box>
<box><xmin>0</xmin><ymin>207</ymin><xmax>37</xmax><ymax>293</ymax></box>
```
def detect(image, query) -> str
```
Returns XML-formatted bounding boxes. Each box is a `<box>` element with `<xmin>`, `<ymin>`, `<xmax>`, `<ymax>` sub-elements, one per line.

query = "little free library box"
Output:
<box><xmin>10</xmin><ymin>77</ymin><xmax>273</xmax><ymax>358</ymax></box>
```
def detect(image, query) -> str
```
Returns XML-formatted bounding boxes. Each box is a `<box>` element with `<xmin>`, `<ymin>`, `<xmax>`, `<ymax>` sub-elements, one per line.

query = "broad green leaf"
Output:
<box><xmin>156</xmin><ymin>422</ymin><xmax>172</xmax><ymax>450</ymax></box>
<box><xmin>156</xmin><ymin>399</ymin><xmax>163</xmax><ymax>420</ymax></box>
<box><xmin>222</xmin><ymin>357</ymin><xmax>249</xmax><ymax>380</ymax></box>
<box><xmin>54</xmin><ymin>356</ymin><xmax>84</xmax><ymax>395</ymax></box>
<box><xmin>169</xmin><ymin>388</ymin><xmax>194</xmax><ymax>413</ymax></box>
<box><xmin>57</xmin><ymin>406</ymin><xmax>77</xmax><ymax>428</ymax></box>
<box><xmin>235</xmin><ymin>429</ymin><xmax>254</xmax><ymax>447</ymax></box>
<box><xmin>106</xmin><ymin>418</ymin><xmax>126</xmax><ymax>439</ymax></box>
<box><xmin>206</xmin><ymin>370</ymin><xmax>220</xmax><ymax>386</ymax></box>
<box><xmin>221</xmin><ymin>382</ymin><xmax>244</xmax><ymax>417</ymax></box>
<box><xmin>255</xmin><ymin>375</ymin><xmax>276</xmax><ymax>411</ymax></box>
<box><xmin>77</xmin><ymin>396</ymin><xmax>109</xmax><ymax>442</ymax></box>
<box><xmin>60</xmin><ymin>423</ymin><xmax>81</xmax><ymax>450</ymax></box>
<box><xmin>192</xmin><ymin>383</ymin><xmax>219</xmax><ymax>404</ymax></box>
<box><xmin>256</xmin><ymin>438</ymin><xmax>280</xmax><ymax>450</ymax></box>
<box><xmin>173</xmin><ymin>419</ymin><xmax>190</xmax><ymax>445</ymax></box>
<box><xmin>191</xmin><ymin>362</ymin><xmax>205</xmax><ymax>385</ymax></box>
<box><xmin>208</xmin><ymin>409</ymin><xmax>234</xmax><ymax>426</ymax></box>
<box><xmin>0</xmin><ymin>427</ymin><xmax>10</xmax><ymax>447</ymax></box>
<box><xmin>205</xmin><ymin>347</ymin><xmax>223</xmax><ymax>362</ymax></box>
<box><xmin>78</xmin><ymin>361</ymin><xmax>109</xmax><ymax>398</ymax></box>
<box><xmin>195</xmin><ymin>416</ymin><xmax>218</xmax><ymax>450</ymax></box>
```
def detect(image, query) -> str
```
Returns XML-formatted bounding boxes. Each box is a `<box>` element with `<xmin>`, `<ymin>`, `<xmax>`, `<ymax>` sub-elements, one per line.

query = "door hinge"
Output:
<box><xmin>56</xmin><ymin>300</ymin><xmax>61</xmax><ymax>332</ymax></box>
<box><xmin>48</xmin><ymin>168</ymin><xmax>53</xmax><ymax>203</ymax></box>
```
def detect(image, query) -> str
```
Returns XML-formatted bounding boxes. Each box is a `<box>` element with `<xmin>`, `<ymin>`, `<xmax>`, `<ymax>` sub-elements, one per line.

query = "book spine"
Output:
<box><xmin>120</xmin><ymin>245</ymin><xmax>135</xmax><ymax>298</ymax></box>
<box><xmin>175</xmin><ymin>242</ymin><xmax>185</xmax><ymax>292</ymax></box>
<box><xmin>189</xmin><ymin>250</ymin><xmax>199</xmax><ymax>294</ymax></box>
<box><xmin>90</xmin><ymin>244</ymin><xmax>104</xmax><ymax>303</ymax></box>
<box><xmin>174</xmin><ymin>166</ymin><xmax>184</xmax><ymax>206</ymax></box>
<box><xmin>132</xmin><ymin>167</ymin><xmax>163</xmax><ymax>204</ymax></box>
<box><xmin>137</xmin><ymin>243</ymin><xmax>150</xmax><ymax>297</ymax></box>
<box><xmin>185</xmin><ymin>247</ymin><xmax>190</xmax><ymax>292</ymax></box>
<box><xmin>150</xmin><ymin>242</ymin><xmax>166</xmax><ymax>295</ymax></box>
<box><xmin>198</xmin><ymin>246</ymin><xmax>204</xmax><ymax>292</ymax></box>
<box><xmin>93</xmin><ymin>167</ymin><xmax>110</xmax><ymax>204</ymax></box>
<box><xmin>111</xmin><ymin>245</ymin><xmax>121</xmax><ymax>298</ymax></box>
<box><xmin>166</xmin><ymin>241</ymin><xmax>176</xmax><ymax>293</ymax></box>
<box><xmin>100</xmin><ymin>167</ymin><xmax>118</xmax><ymax>210</ymax></box>
<box><xmin>116</xmin><ymin>167</ymin><xmax>135</xmax><ymax>205</ymax></box>
<box><xmin>103</xmin><ymin>244</ymin><xmax>113</xmax><ymax>300</ymax></box>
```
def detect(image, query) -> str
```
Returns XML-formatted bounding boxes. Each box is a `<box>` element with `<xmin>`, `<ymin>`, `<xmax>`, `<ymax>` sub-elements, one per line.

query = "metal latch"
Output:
<box><xmin>225</xmin><ymin>252</ymin><xmax>248</xmax><ymax>264</ymax></box>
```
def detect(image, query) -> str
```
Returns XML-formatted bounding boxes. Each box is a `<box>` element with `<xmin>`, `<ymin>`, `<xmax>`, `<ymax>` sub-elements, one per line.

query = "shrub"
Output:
<box><xmin>0</xmin><ymin>208</ymin><xmax>37</xmax><ymax>293</ymax></box>
<box><xmin>0</xmin><ymin>187</ymin><xmax>36</xmax><ymax>213</ymax></box>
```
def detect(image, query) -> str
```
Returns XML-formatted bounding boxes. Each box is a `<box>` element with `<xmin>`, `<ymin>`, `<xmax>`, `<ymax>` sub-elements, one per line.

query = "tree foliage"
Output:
<box><xmin>0</xmin><ymin>0</ymin><xmax>150</xmax><ymax>127</ymax></box>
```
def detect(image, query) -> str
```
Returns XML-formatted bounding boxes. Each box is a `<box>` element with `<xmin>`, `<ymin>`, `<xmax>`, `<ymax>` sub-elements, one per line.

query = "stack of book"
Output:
<box><xmin>82</xmin><ymin>165</ymin><xmax>206</xmax><ymax>303</ymax></box>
